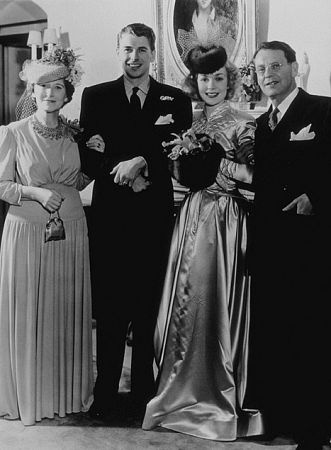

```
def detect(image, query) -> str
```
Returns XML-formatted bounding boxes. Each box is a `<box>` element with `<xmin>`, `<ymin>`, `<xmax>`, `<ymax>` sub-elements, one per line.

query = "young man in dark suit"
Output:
<box><xmin>79</xmin><ymin>23</ymin><xmax>192</xmax><ymax>423</ymax></box>
<box><xmin>245</xmin><ymin>41</ymin><xmax>331</xmax><ymax>450</ymax></box>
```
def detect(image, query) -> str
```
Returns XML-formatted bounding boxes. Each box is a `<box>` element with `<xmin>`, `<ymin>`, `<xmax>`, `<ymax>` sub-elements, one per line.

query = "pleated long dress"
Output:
<box><xmin>0</xmin><ymin>116</ymin><xmax>93</xmax><ymax>425</ymax></box>
<box><xmin>143</xmin><ymin>103</ymin><xmax>263</xmax><ymax>441</ymax></box>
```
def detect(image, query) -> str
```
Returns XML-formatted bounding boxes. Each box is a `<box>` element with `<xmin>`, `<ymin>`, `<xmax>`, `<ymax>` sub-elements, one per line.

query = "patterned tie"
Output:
<box><xmin>268</xmin><ymin>107</ymin><xmax>279</xmax><ymax>131</ymax></box>
<box><xmin>130</xmin><ymin>86</ymin><xmax>141</xmax><ymax>113</ymax></box>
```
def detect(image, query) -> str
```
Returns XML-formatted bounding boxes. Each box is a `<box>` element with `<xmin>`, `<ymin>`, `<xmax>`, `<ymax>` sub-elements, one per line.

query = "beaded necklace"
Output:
<box><xmin>31</xmin><ymin>114</ymin><xmax>65</xmax><ymax>140</ymax></box>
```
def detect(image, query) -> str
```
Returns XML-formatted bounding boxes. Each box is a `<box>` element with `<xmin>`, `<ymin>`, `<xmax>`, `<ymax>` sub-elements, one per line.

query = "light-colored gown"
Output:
<box><xmin>143</xmin><ymin>102</ymin><xmax>263</xmax><ymax>441</ymax></box>
<box><xmin>0</xmin><ymin>116</ymin><xmax>93</xmax><ymax>426</ymax></box>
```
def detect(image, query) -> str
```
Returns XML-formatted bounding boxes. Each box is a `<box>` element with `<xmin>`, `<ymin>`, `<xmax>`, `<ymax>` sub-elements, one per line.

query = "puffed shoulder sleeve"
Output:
<box><xmin>234</xmin><ymin>116</ymin><xmax>256</xmax><ymax>165</ymax></box>
<box><xmin>0</xmin><ymin>126</ymin><xmax>22</xmax><ymax>205</ymax></box>
<box><xmin>236</xmin><ymin>117</ymin><xmax>256</xmax><ymax>145</ymax></box>
<box><xmin>218</xmin><ymin>116</ymin><xmax>256</xmax><ymax>185</ymax></box>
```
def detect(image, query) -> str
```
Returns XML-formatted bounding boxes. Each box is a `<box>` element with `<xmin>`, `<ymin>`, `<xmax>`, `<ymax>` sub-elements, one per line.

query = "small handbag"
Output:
<box><xmin>45</xmin><ymin>210</ymin><xmax>66</xmax><ymax>242</ymax></box>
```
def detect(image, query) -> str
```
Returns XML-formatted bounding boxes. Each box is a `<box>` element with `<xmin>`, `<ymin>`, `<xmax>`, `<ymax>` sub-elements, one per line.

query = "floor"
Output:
<box><xmin>0</xmin><ymin>325</ymin><xmax>313</xmax><ymax>450</ymax></box>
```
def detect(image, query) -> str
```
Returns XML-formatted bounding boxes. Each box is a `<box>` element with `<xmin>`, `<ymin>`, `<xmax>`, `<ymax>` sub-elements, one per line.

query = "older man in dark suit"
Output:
<box><xmin>79</xmin><ymin>23</ymin><xmax>192</xmax><ymax>423</ymax></box>
<box><xmin>245</xmin><ymin>41</ymin><xmax>331</xmax><ymax>450</ymax></box>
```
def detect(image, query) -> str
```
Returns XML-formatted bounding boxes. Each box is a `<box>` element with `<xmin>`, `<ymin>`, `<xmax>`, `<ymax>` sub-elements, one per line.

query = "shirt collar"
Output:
<box><xmin>275</xmin><ymin>87</ymin><xmax>299</xmax><ymax>118</ymax></box>
<box><xmin>124</xmin><ymin>75</ymin><xmax>150</xmax><ymax>97</ymax></box>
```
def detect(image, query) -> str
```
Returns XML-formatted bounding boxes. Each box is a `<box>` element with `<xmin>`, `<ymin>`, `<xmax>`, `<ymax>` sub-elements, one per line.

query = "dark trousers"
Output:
<box><xmin>88</xmin><ymin>208</ymin><xmax>172</xmax><ymax>410</ymax></box>
<box><xmin>93</xmin><ymin>296</ymin><xmax>158</xmax><ymax>408</ymax></box>
<box><xmin>245</xmin><ymin>214</ymin><xmax>331</xmax><ymax>441</ymax></box>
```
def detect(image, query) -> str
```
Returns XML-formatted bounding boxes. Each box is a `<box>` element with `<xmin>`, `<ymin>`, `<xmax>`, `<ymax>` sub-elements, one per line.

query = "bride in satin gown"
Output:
<box><xmin>143</xmin><ymin>45</ymin><xmax>263</xmax><ymax>441</ymax></box>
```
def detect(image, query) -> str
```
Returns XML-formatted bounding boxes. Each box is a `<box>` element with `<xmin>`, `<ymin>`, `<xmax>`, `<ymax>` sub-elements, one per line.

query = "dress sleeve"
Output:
<box><xmin>218</xmin><ymin>117</ymin><xmax>256</xmax><ymax>185</ymax></box>
<box><xmin>0</xmin><ymin>126</ymin><xmax>22</xmax><ymax>205</ymax></box>
<box><xmin>219</xmin><ymin>159</ymin><xmax>253</xmax><ymax>184</ymax></box>
<box><xmin>236</xmin><ymin>117</ymin><xmax>256</xmax><ymax>148</ymax></box>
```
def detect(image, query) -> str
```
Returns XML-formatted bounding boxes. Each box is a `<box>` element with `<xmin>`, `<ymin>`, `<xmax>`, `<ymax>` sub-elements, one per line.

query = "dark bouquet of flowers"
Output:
<box><xmin>162</xmin><ymin>129</ymin><xmax>225</xmax><ymax>191</ymax></box>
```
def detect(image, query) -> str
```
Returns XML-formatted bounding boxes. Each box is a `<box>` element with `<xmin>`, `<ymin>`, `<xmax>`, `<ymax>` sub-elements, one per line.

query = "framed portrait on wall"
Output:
<box><xmin>153</xmin><ymin>0</ymin><xmax>257</xmax><ymax>87</ymax></box>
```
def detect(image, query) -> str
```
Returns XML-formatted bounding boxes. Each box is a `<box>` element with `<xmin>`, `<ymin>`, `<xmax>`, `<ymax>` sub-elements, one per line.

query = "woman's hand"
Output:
<box><xmin>33</xmin><ymin>187</ymin><xmax>63</xmax><ymax>212</ymax></box>
<box><xmin>86</xmin><ymin>134</ymin><xmax>105</xmax><ymax>153</ymax></box>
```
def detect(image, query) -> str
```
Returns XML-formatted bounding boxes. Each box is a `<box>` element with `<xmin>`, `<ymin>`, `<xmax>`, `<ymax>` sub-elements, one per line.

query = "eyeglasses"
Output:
<box><xmin>256</xmin><ymin>63</ymin><xmax>285</xmax><ymax>76</ymax></box>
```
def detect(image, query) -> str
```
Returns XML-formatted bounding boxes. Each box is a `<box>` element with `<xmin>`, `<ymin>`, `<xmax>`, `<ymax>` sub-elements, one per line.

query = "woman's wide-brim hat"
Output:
<box><xmin>19</xmin><ymin>47</ymin><xmax>83</xmax><ymax>87</ymax></box>
<box><xmin>20</xmin><ymin>59</ymin><xmax>70</xmax><ymax>84</ymax></box>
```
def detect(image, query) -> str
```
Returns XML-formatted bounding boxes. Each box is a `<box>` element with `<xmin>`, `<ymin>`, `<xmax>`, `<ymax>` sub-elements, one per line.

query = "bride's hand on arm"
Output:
<box><xmin>21</xmin><ymin>186</ymin><xmax>63</xmax><ymax>212</ymax></box>
<box><xmin>86</xmin><ymin>134</ymin><xmax>105</xmax><ymax>153</ymax></box>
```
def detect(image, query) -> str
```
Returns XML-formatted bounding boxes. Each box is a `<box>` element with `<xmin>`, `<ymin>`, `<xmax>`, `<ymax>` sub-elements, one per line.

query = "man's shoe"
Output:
<box><xmin>88</xmin><ymin>399</ymin><xmax>122</xmax><ymax>420</ymax></box>
<box><xmin>296</xmin><ymin>445</ymin><xmax>323</xmax><ymax>450</ymax></box>
<box><xmin>296</xmin><ymin>440</ymin><xmax>324</xmax><ymax>450</ymax></box>
<box><xmin>295</xmin><ymin>430</ymin><xmax>330</xmax><ymax>450</ymax></box>
<box><xmin>250</xmin><ymin>432</ymin><xmax>277</xmax><ymax>442</ymax></box>
<box><xmin>88</xmin><ymin>402</ymin><xmax>111</xmax><ymax>420</ymax></box>
<box><xmin>125</xmin><ymin>399</ymin><xmax>146</xmax><ymax>427</ymax></box>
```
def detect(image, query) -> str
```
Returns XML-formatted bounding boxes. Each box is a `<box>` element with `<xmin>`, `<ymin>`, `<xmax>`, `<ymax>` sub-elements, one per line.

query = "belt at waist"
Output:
<box><xmin>8</xmin><ymin>185</ymin><xmax>84</xmax><ymax>223</ymax></box>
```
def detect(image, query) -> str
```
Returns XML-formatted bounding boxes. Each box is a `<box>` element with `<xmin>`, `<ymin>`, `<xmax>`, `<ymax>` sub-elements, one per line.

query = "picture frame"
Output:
<box><xmin>153</xmin><ymin>0</ymin><xmax>258</xmax><ymax>87</ymax></box>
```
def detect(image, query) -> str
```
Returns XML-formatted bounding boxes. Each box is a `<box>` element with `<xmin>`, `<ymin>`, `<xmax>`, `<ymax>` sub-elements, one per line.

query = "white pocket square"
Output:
<box><xmin>290</xmin><ymin>124</ymin><xmax>315</xmax><ymax>141</ymax></box>
<box><xmin>155</xmin><ymin>114</ymin><xmax>174</xmax><ymax>125</ymax></box>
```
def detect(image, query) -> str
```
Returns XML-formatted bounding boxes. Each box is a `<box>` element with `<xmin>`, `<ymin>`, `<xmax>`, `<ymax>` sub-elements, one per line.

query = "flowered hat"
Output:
<box><xmin>19</xmin><ymin>47</ymin><xmax>83</xmax><ymax>87</ymax></box>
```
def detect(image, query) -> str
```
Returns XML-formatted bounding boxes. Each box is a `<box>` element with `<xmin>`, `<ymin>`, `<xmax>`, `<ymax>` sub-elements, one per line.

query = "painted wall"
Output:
<box><xmin>266</xmin><ymin>0</ymin><xmax>331</xmax><ymax>96</ymax></box>
<box><xmin>31</xmin><ymin>0</ymin><xmax>331</xmax><ymax>121</ymax></box>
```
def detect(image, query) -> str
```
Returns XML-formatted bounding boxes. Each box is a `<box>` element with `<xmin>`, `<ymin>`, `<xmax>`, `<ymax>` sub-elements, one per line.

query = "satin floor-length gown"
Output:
<box><xmin>143</xmin><ymin>102</ymin><xmax>263</xmax><ymax>441</ymax></box>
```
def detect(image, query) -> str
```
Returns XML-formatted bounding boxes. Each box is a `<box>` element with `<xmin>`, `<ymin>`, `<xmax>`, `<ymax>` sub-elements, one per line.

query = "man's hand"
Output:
<box><xmin>132</xmin><ymin>175</ymin><xmax>151</xmax><ymax>193</ymax></box>
<box><xmin>282</xmin><ymin>193</ymin><xmax>313</xmax><ymax>215</ymax></box>
<box><xmin>110</xmin><ymin>156</ymin><xmax>146</xmax><ymax>187</ymax></box>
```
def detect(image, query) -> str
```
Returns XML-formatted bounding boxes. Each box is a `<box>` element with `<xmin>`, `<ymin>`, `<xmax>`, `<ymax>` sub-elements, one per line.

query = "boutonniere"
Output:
<box><xmin>290</xmin><ymin>124</ymin><xmax>315</xmax><ymax>141</ymax></box>
<box><xmin>160</xmin><ymin>95</ymin><xmax>174</xmax><ymax>101</ymax></box>
<box><xmin>155</xmin><ymin>114</ymin><xmax>174</xmax><ymax>125</ymax></box>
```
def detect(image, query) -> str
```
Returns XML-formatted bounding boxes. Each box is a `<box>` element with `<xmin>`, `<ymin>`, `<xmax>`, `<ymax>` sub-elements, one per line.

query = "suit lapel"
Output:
<box><xmin>270</xmin><ymin>89</ymin><xmax>308</xmax><ymax>139</ymax></box>
<box><xmin>142</xmin><ymin>77</ymin><xmax>161</xmax><ymax>121</ymax></box>
<box><xmin>257</xmin><ymin>89</ymin><xmax>309</xmax><ymax>157</ymax></box>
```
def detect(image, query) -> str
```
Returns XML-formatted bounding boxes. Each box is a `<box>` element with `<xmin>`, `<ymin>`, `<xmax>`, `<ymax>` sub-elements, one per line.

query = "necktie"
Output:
<box><xmin>268</xmin><ymin>107</ymin><xmax>279</xmax><ymax>131</ymax></box>
<box><xmin>130</xmin><ymin>86</ymin><xmax>141</xmax><ymax>113</ymax></box>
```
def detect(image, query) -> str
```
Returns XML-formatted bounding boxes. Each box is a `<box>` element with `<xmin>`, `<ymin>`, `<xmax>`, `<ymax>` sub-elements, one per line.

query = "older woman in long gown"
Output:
<box><xmin>0</xmin><ymin>48</ymin><xmax>103</xmax><ymax>425</ymax></box>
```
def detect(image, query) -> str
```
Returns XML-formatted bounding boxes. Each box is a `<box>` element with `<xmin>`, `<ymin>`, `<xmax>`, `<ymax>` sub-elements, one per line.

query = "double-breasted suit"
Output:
<box><xmin>79</xmin><ymin>75</ymin><xmax>192</xmax><ymax>411</ymax></box>
<box><xmin>246</xmin><ymin>88</ymin><xmax>331</xmax><ymax>440</ymax></box>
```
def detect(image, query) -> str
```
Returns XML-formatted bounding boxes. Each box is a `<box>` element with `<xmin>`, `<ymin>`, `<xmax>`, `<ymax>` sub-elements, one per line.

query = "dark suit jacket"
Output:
<box><xmin>79</xmin><ymin>75</ymin><xmax>192</xmax><ymax>312</ymax></box>
<box><xmin>253</xmin><ymin>88</ymin><xmax>331</xmax><ymax>217</ymax></box>
<box><xmin>79</xmin><ymin>75</ymin><xmax>192</xmax><ymax>218</ymax></box>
